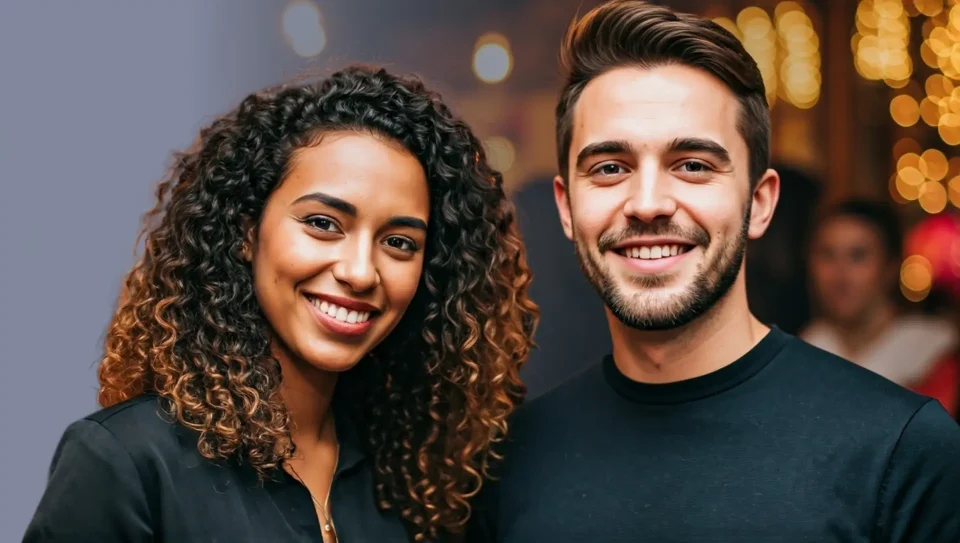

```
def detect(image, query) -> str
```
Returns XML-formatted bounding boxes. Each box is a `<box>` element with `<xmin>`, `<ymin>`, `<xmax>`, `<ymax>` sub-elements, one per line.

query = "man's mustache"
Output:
<box><xmin>597</xmin><ymin>221</ymin><xmax>711</xmax><ymax>252</ymax></box>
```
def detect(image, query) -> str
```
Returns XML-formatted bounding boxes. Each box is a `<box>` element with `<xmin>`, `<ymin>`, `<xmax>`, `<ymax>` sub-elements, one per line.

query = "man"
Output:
<box><xmin>468</xmin><ymin>1</ymin><xmax>960</xmax><ymax>541</ymax></box>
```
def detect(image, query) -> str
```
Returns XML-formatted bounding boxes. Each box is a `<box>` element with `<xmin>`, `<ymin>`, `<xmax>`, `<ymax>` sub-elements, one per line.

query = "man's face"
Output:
<box><xmin>554</xmin><ymin>65</ymin><xmax>777</xmax><ymax>330</ymax></box>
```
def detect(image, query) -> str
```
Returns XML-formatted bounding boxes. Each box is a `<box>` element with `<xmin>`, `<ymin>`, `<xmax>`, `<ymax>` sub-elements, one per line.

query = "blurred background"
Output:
<box><xmin>2</xmin><ymin>0</ymin><xmax>959</xmax><ymax>539</ymax></box>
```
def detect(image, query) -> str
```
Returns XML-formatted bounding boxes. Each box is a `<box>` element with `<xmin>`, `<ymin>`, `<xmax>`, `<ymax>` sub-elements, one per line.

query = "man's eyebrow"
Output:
<box><xmin>575</xmin><ymin>140</ymin><xmax>635</xmax><ymax>169</ymax></box>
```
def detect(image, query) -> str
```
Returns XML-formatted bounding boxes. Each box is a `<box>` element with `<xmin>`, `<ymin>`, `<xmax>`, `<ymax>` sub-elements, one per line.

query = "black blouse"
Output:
<box><xmin>23</xmin><ymin>394</ymin><xmax>411</xmax><ymax>542</ymax></box>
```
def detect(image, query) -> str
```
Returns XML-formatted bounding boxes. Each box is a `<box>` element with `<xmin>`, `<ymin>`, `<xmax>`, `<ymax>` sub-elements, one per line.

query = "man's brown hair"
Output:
<box><xmin>556</xmin><ymin>0</ymin><xmax>770</xmax><ymax>186</ymax></box>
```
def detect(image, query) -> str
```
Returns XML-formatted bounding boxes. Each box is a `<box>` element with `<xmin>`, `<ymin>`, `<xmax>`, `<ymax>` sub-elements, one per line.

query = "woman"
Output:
<box><xmin>24</xmin><ymin>65</ymin><xmax>538</xmax><ymax>542</ymax></box>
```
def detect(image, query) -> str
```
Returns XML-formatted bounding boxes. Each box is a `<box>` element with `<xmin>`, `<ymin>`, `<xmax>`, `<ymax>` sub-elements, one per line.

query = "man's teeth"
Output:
<box><xmin>623</xmin><ymin>245</ymin><xmax>688</xmax><ymax>259</ymax></box>
<box><xmin>311</xmin><ymin>298</ymin><xmax>371</xmax><ymax>324</ymax></box>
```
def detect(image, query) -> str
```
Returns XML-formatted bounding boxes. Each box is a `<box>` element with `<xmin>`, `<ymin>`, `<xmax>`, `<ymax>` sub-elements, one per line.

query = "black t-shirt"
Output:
<box><xmin>23</xmin><ymin>394</ymin><xmax>410</xmax><ymax>542</ymax></box>
<box><xmin>468</xmin><ymin>327</ymin><xmax>960</xmax><ymax>542</ymax></box>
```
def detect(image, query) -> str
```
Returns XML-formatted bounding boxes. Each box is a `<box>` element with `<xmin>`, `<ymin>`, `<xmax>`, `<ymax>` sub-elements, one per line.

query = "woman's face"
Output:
<box><xmin>248</xmin><ymin>131</ymin><xmax>430</xmax><ymax>372</ymax></box>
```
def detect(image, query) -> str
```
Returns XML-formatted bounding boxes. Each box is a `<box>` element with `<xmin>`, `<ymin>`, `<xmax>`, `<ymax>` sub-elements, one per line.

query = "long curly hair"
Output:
<box><xmin>97</xmin><ymin>65</ymin><xmax>538</xmax><ymax>541</ymax></box>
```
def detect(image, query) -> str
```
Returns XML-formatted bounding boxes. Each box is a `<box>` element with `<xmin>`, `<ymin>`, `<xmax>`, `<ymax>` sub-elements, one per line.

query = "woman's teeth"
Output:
<box><xmin>622</xmin><ymin>245</ymin><xmax>689</xmax><ymax>260</ymax></box>
<box><xmin>310</xmin><ymin>298</ymin><xmax>371</xmax><ymax>324</ymax></box>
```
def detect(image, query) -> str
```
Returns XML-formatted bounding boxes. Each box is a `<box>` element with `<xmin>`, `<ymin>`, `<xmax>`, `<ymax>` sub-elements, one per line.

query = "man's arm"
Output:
<box><xmin>874</xmin><ymin>399</ymin><xmax>960</xmax><ymax>542</ymax></box>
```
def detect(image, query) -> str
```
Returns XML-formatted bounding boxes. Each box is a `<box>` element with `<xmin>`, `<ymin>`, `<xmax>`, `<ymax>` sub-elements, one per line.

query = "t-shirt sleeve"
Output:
<box><xmin>22</xmin><ymin>419</ymin><xmax>154</xmax><ymax>542</ymax></box>
<box><xmin>874</xmin><ymin>399</ymin><xmax>960</xmax><ymax>542</ymax></box>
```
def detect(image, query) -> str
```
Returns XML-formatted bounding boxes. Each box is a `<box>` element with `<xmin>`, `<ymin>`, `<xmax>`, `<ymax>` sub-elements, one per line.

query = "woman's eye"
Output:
<box><xmin>304</xmin><ymin>216</ymin><xmax>340</xmax><ymax>233</ymax></box>
<box><xmin>384</xmin><ymin>236</ymin><xmax>417</xmax><ymax>252</ymax></box>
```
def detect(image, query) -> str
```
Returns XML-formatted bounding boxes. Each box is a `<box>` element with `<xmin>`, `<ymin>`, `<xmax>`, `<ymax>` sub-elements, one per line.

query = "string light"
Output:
<box><xmin>737</xmin><ymin>7</ymin><xmax>779</xmax><ymax>106</ymax></box>
<box><xmin>853</xmin><ymin>0</ymin><xmax>912</xmax><ymax>85</ymax></box>
<box><xmin>872</xmin><ymin>1</ymin><xmax>960</xmax><ymax>216</ymax></box>
<box><xmin>775</xmin><ymin>2</ymin><xmax>821</xmax><ymax>108</ymax></box>
<box><xmin>714</xmin><ymin>3</ymin><xmax>821</xmax><ymax>109</ymax></box>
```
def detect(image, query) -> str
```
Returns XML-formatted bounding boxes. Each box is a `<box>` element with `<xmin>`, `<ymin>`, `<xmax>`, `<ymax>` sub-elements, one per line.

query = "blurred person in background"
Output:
<box><xmin>802</xmin><ymin>199</ymin><xmax>959</xmax><ymax>415</ymax></box>
<box><xmin>23</xmin><ymin>65</ymin><xmax>537</xmax><ymax>543</ymax></box>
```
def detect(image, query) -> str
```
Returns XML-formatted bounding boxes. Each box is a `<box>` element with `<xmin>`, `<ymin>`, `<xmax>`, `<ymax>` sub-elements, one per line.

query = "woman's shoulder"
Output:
<box><xmin>65</xmin><ymin>393</ymin><xmax>191</xmax><ymax>462</ymax></box>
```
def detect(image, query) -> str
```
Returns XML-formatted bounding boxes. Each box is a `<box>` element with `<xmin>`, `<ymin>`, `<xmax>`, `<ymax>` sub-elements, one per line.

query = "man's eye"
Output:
<box><xmin>680</xmin><ymin>161</ymin><xmax>712</xmax><ymax>173</ymax></box>
<box><xmin>597</xmin><ymin>163</ymin><xmax>625</xmax><ymax>175</ymax></box>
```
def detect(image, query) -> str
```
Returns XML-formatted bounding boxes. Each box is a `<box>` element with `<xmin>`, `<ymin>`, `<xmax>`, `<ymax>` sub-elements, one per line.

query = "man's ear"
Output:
<box><xmin>747</xmin><ymin>168</ymin><xmax>780</xmax><ymax>241</ymax></box>
<box><xmin>554</xmin><ymin>175</ymin><xmax>574</xmax><ymax>241</ymax></box>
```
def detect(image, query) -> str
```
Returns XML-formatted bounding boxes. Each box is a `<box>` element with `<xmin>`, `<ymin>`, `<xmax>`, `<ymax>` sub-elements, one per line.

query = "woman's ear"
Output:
<box><xmin>240</xmin><ymin>219</ymin><xmax>256</xmax><ymax>262</ymax></box>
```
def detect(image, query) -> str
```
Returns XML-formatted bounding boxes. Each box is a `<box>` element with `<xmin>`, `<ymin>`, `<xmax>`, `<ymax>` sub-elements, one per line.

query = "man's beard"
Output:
<box><xmin>574</xmin><ymin>208</ymin><xmax>750</xmax><ymax>331</ymax></box>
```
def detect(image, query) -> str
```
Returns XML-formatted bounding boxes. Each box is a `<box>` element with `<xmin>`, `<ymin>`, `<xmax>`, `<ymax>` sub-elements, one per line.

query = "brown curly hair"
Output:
<box><xmin>97</xmin><ymin>65</ymin><xmax>538</xmax><ymax>541</ymax></box>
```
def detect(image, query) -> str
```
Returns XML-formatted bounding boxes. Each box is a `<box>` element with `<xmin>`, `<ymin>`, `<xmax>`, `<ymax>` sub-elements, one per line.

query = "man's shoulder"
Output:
<box><xmin>515</xmin><ymin>360</ymin><xmax>607</xmax><ymax>420</ymax></box>
<box><xmin>776</xmin><ymin>335</ymin><xmax>935</xmax><ymax>420</ymax></box>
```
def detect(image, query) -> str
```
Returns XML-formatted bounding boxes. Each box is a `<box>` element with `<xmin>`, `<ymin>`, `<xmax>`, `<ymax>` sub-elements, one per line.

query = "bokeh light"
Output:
<box><xmin>893</xmin><ymin>137</ymin><xmax>922</xmax><ymax>158</ymax></box>
<box><xmin>919</xmin><ymin>180</ymin><xmax>949</xmax><ymax>213</ymax></box>
<box><xmin>775</xmin><ymin>3</ymin><xmax>821</xmax><ymax>108</ymax></box>
<box><xmin>282</xmin><ymin>1</ymin><xmax>326</xmax><ymax>58</ymax></box>
<box><xmin>890</xmin><ymin>94</ymin><xmax>920</xmax><ymax>126</ymax></box>
<box><xmin>481</xmin><ymin>136</ymin><xmax>516</xmax><ymax>173</ymax></box>
<box><xmin>717</xmin><ymin>4</ymin><xmax>821</xmax><ymax>110</ymax></box>
<box><xmin>472</xmin><ymin>33</ymin><xmax>513</xmax><ymax>84</ymax></box>
<box><xmin>948</xmin><ymin>175</ymin><xmax>960</xmax><ymax>207</ymax></box>
<box><xmin>737</xmin><ymin>7</ymin><xmax>779</xmax><ymax>106</ymax></box>
<box><xmin>920</xmin><ymin>148</ymin><xmax>949</xmax><ymax>181</ymax></box>
<box><xmin>854</xmin><ymin>0</ymin><xmax>912</xmax><ymax>83</ymax></box>
<box><xmin>900</xmin><ymin>254</ymin><xmax>934</xmax><ymax>301</ymax></box>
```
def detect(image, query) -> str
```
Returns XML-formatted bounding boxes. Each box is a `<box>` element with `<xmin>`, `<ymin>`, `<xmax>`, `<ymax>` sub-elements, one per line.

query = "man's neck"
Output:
<box><xmin>607</xmin><ymin>282</ymin><xmax>769</xmax><ymax>384</ymax></box>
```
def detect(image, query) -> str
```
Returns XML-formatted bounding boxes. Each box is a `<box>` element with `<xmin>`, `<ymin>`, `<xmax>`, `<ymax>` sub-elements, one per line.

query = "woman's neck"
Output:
<box><xmin>274</xmin><ymin>346</ymin><xmax>339</xmax><ymax>451</ymax></box>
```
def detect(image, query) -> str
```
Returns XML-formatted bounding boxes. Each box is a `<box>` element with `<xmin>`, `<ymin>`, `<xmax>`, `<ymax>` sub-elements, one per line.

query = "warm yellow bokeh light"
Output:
<box><xmin>890</xmin><ymin>95</ymin><xmax>921</xmax><ymax>126</ymax></box>
<box><xmin>926</xmin><ymin>74</ymin><xmax>955</xmax><ymax>99</ymax></box>
<box><xmin>939</xmin><ymin>120</ymin><xmax>960</xmax><ymax>145</ymax></box>
<box><xmin>898</xmin><ymin>152</ymin><xmax>922</xmax><ymax>171</ymax></box>
<box><xmin>900</xmin><ymin>254</ymin><xmax>933</xmax><ymax>302</ymax></box>
<box><xmin>916</xmin><ymin>0</ymin><xmax>945</xmax><ymax>18</ymax></box>
<box><xmin>775</xmin><ymin>1</ymin><xmax>804</xmax><ymax>18</ymax></box>
<box><xmin>855</xmin><ymin>0</ymin><xmax>913</xmax><ymax>83</ymax></box>
<box><xmin>948</xmin><ymin>156</ymin><xmax>960</xmax><ymax>177</ymax></box>
<box><xmin>920</xmin><ymin>149</ymin><xmax>949</xmax><ymax>181</ymax></box>
<box><xmin>948</xmin><ymin>176</ymin><xmax>960</xmax><ymax>207</ymax></box>
<box><xmin>900</xmin><ymin>166</ymin><xmax>926</xmax><ymax>186</ymax></box>
<box><xmin>891</xmin><ymin>174</ymin><xmax>909</xmax><ymax>203</ymax></box>
<box><xmin>919</xmin><ymin>181</ymin><xmax>949</xmax><ymax>213</ymax></box>
<box><xmin>896</xmin><ymin>174</ymin><xmax>922</xmax><ymax>200</ymax></box>
<box><xmin>921</xmin><ymin>97</ymin><xmax>943</xmax><ymax>126</ymax></box>
<box><xmin>894</xmin><ymin>138</ymin><xmax>922</xmax><ymax>158</ymax></box>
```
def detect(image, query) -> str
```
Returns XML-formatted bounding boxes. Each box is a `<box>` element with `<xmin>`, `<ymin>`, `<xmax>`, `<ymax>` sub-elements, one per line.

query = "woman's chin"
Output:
<box><xmin>297</xmin><ymin>345</ymin><xmax>369</xmax><ymax>374</ymax></box>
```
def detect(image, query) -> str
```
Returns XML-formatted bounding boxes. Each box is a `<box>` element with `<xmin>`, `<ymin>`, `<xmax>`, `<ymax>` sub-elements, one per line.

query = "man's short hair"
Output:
<box><xmin>555</xmin><ymin>0</ymin><xmax>770</xmax><ymax>186</ymax></box>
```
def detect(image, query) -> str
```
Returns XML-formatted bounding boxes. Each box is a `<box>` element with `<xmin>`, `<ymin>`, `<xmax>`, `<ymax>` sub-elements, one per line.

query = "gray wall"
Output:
<box><xmin>0</xmin><ymin>2</ymin><xmax>303</xmax><ymax>538</ymax></box>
